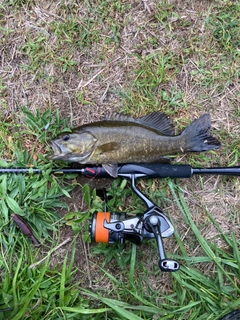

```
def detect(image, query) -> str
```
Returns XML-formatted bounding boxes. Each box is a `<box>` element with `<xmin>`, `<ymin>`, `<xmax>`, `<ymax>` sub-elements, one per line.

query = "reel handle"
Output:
<box><xmin>145</xmin><ymin>215</ymin><xmax>180</xmax><ymax>272</ymax></box>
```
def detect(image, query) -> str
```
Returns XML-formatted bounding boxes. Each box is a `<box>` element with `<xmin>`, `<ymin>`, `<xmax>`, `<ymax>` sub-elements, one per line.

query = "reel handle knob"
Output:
<box><xmin>159</xmin><ymin>259</ymin><xmax>180</xmax><ymax>272</ymax></box>
<box><xmin>147</xmin><ymin>215</ymin><xmax>180</xmax><ymax>272</ymax></box>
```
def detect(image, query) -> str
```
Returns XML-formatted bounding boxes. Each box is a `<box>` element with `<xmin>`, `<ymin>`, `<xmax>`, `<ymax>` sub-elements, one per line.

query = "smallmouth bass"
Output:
<box><xmin>49</xmin><ymin>112</ymin><xmax>221</xmax><ymax>177</ymax></box>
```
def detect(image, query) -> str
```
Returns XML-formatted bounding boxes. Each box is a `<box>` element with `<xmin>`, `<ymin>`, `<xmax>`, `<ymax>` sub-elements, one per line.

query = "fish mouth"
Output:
<box><xmin>48</xmin><ymin>140</ymin><xmax>92</xmax><ymax>162</ymax></box>
<box><xmin>48</xmin><ymin>141</ymin><xmax>67</xmax><ymax>160</ymax></box>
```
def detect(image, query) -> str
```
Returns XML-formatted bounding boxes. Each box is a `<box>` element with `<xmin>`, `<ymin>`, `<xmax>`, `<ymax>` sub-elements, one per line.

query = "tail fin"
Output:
<box><xmin>182</xmin><ymin>114</ymin><xmax>221</xmax><ymax>152</ymax></box>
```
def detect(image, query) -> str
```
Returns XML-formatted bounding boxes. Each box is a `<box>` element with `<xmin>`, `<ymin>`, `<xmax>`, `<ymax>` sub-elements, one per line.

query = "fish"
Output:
<box><xmin>49</xmin><ymin>112</ymin><xmax>221</xmax><ymax>177</ymax></box>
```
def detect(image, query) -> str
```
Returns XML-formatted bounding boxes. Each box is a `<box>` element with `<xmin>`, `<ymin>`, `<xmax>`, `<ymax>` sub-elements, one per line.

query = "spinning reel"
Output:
<box><xmin>89</xmin><ymin>173</ymin><xmax>180</xmax><ymax>272</ymax></box>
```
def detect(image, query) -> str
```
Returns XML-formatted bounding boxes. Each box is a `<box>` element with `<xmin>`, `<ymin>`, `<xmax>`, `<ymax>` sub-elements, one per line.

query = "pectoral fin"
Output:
<box><xmin>96</xmin><ymin>142</ymin><xmax>119</xmax><ymax>154</ymax></box>
<box><xmin>103</xmin><ymin>163</ymin><xmax>118</xmax><ymax>178</ymax></box>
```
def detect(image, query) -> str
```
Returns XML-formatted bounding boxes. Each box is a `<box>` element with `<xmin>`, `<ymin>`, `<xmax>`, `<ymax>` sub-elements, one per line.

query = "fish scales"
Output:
<box><xmin>74</xmin><ymin>122</ymin><xmax>183</xmax><ymax>163</ymax></box>
<box><xmin>49</xmin><ymin>112</ymin><xmax>221</xmax><ymax>177</ymax></box>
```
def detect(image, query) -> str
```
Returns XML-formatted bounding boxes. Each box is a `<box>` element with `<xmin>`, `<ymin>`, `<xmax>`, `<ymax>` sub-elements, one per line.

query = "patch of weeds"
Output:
<box><xmin>189</xmin><ymin>54</ymin><xmax>238</xmax><ymax>94</ymax></box>
<box><xmin>65</xmin><ymin>183</ymin><xmax>104</xmax><ymax>236</ymax></box>
<box><xmin>92</xmin><ymin>0</ymin><xmax>131</xmax><ymax>46</ymax></box>
<box><xmin>75</xmin><ymin>90</ymin><xmax>93</xmax><ymax>105</ymax></box>
<box><xmin>0</xmin><ymin>80</ymin><xmax>7</xmax><ymax>98</ymax></box>
<box><xmin>0</xmin><ymin>97</ymin><xmax>8</xmax><ymax>113</ymax></box>
<box><xmin>82</xmin><ymin>285</ymin><xmax>163</xmax><ymax>320</ymax></box>
<box><xmin>172</xmin><ymin>12</ymin><xmax>192</xmax><ymax>30</ymax></box>
<box><xmin>190</xmin><ymin>57</ymin><xmax>219</xmax><ymax>88</ymax></box>
<box><xmin>133</xmin><ymin>178</ymin><xmax>170</xmax><ymax>209</ymax></box>
<box><xmin>221</xmin><ymin>133</ymin><xmax>239</xmax><ymax>166</ymax></box>
<box><xmin>0</xmin><ymin>109</ymin><xmax>76</xmax><ymax>248</ymax></box>
<box><xmin>22</xmin><ymin>107</ymin><xmax>70</xmax><ymax>143</ymax></box>
<box><xmin>0</xmin><ymin>24</ymin><xmax>14</xmax><ymax>54</ymax></box>
<box><xmin>154</xmin><ymin>2</ymin><xmax>175</xmax><ymax>28</ymax></box>
<box><xmin>0</xmin><ymin>241</ymin><xmax>104</xmax><ymax>320</ymax></box>
<box><xmin>183</xmin><ymin>150</ymin><xmax>222</xmax><ymax>169</ymax></box>
<box><xmin>104</xmin><ymin>20</ymin><xmax>121</xmax><ymax>46</ymax></box>
<box><xmin>3</xmin><ymin>0</ymin><xmax>35</xmax><ymax>8</ymax></box>
<box><xmin>0</xmin><ymin>81</ymin><xmax>8</xmax><ymax>118</ymax></box>
<box><xmin>159</xmin><ymin>87</ymin><xmax>187</xmax><ymax>112</ymax></box>
<box><xmin>95</xmin><ymin>0</ymin><xmax>130</xmax><ymax>19</ymax></box>
<box><xmin>91</xmin><ymin>242</ymin><xmax>133</xmax><ymax>270</ymax></box>
<box><xmin>52</xmin><ymin>0</ymin><xmax>130</xmax><ymax>48</ymax></box>
<box><xmin>57</xmin><ymin>53</ymin><xmax>78</xmax><ymax>73</ymax></box>
<box><xmin>18</xmin><ymin>0</ymin><xmax>130</xmax><ymax>77</ymax></box>
<box><xmin>51</xmin><ymin>18</ymin><xmax>101</xmax><ymax>49</ymax></box>
<box><xmin>169</xmin><ymin>181</ymin><xmax>240</xmax><ymax>319</ymax></box>
<box><xmin>0</xmin><ymin>122</ymin><xmax>14</xmax><ymax>158</ymax></box>
<box><xmin>0</xmin><ymin>156</ymin><xmax>75</xmax><ymax>247</ymax></box>
<box><xmin>121</xmin><ymin>52</ymin><xmax>185</xmax><ymax>115</ymax></box>
<box><xmin>207</xmin><ymin>2</ymin><xmax>240</xmax><ymax>54</ymax></box>
<box><xmin>134</xmin><ymin>54</ymin><xmax>169</xmax><ymax>89</ymax></box>
<box><xmin>21</xmin><ymin>26</ymin><xmax>78</xmax><ymax>76</ymax></box>
<box><xmin>21</xmin><ymin>32</ymin><xmax>52</xmax><ymax>72</ymax></box>
<box><xmin>105</xmin><ymin>178</ymin><xmax>143</xmax><ymax>213</ymax></box>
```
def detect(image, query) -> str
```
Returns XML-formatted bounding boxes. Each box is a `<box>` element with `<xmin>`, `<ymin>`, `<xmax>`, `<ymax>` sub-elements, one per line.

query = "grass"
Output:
<box><xmin>169</xmin><ymin>181</ymin><xmax>240</xmax><ymax>319</ymax></box>
<box><xmin>120</xmin><ymin>52</ymin><xmax>186</xmax><ymax>116</ymax></box>
<box><xmin>207</xmin><ymin>2</ymin><xmax>240</xmax><ymax>54</ymax></box>
<box><xmin>0</xmin><ymin>0</ymin><xmax>239</xmax><ymax>319</ymax></box>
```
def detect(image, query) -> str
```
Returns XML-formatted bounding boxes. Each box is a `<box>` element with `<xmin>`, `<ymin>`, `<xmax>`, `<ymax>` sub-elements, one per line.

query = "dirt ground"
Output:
<box><xmin>0</xmin><ymin>0</ymin><xmax>239</xmax><ymax>292</ymax></box>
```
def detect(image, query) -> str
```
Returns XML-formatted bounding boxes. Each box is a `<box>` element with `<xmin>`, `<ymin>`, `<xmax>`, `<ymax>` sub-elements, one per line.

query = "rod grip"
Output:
<box><xmin>117</xmin><ymin>163</ymin><xmax>193</xmax><ymax>178</ymax></box>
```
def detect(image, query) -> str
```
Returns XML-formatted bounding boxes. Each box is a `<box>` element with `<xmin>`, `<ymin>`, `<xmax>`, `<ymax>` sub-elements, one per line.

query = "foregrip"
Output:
<box><xmin>117</xmin><ymin>163</ymin><xmax>193</xmax><ymax>178</ymax></box>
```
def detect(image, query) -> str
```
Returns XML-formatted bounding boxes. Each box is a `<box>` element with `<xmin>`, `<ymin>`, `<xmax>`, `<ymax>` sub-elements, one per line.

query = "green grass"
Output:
<box><xmin>0</xmin><ymin>239</ymin><xmax>110</xmax><ymax>320</ymax></box>
<box><xmin>169</xmin><ymin>181</ymin><xmax>240</xmax><ymax>319</ymax></box>
<box><xmin>120</xmin><ymin>52</ymin><xmax>186</xmax><ymax>116</ymax></box>
<box><xmin>207</xmin><ymin>2</ymin><xmax>240</xmax><ymax>54</ymax></box>
<box><xmin>0</xmin><ymin>109</ymin><xmax>75</xmax><ymax>246</ymax></box>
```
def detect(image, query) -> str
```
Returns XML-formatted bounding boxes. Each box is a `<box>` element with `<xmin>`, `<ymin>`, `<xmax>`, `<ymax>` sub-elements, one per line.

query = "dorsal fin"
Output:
<box><xmin>136</xmin><ymin>112</ymin><xmax>175</xmax><ymax>136</ymax></box>
<box><xmin>104</xmin><ymin>111</ymin><xmax>175</xmax><ymax>136</ymax></box>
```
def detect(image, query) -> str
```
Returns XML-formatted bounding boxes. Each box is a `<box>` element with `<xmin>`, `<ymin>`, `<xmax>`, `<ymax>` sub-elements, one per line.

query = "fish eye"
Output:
<box><xmin>62</xmin><ymin>135</ymin><xmax>70</xmax><ymax>141</ymax></box>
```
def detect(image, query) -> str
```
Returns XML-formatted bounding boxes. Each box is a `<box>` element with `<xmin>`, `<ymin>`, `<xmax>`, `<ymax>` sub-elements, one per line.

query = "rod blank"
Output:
<box><xmin>192</xmin><ymin>167</ymin><xmax>240</xmax><ymax>176</ymax></box>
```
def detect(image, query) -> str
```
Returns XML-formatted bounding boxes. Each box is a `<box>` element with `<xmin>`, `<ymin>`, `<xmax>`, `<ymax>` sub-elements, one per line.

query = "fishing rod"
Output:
<box><xmin>6</xmin><ymin>163</ymin><xmax>239</xmax><ymax>272</ymax></box>
<box><xmin>0</xmin><ymin>163</ymin><xmax>240</xmax><ymax>177</ymax></box>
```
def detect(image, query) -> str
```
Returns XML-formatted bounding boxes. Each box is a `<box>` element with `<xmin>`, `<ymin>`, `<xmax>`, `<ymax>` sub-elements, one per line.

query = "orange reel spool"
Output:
<box><xmin>94</xmin><ymin>211</ymin><xmax>111</xmax><ymax>243</ymax></box>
